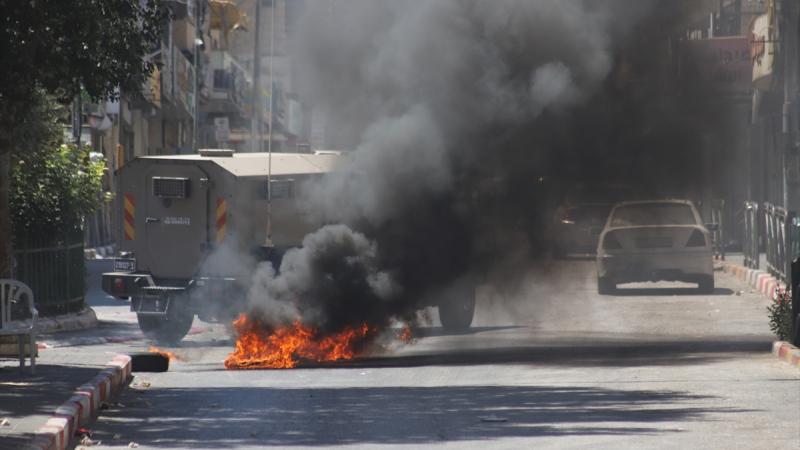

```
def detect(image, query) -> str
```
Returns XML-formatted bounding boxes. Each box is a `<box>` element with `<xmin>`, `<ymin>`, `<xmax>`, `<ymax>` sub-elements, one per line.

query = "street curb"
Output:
<box><xmin>21</xmin><ymin>354</ymin><xmax>132</xmax><ymax>450</ymax></box>
<box><xmin>37</xmin><ymin>307</ymin><xmax>98</xmax><ymax>334</ymax></box>
<box><xmin>0</xmin><ymin>308</ymin><xmax>99</xmax><ymax>356</ymax></box>
<box><xmin>772</xmin><ymin>341</ymin><xmax>800</xmax><ymax>369</ymax></box>
<box><xmin>719</xmin><ymin>261</ymin><xmax>799</xmax><ymax>370</ymax></box>
<box><xmin>718</xmin><ymin>261</ymin><xmax>784</xmax><ymax>299</ymax></box>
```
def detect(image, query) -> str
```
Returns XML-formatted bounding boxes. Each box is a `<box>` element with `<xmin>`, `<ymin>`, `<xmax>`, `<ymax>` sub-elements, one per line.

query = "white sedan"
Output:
<box><xmin>596</xmin><ymin>200</ymin><xmax>714</xmax><ymax>294</ymax></box>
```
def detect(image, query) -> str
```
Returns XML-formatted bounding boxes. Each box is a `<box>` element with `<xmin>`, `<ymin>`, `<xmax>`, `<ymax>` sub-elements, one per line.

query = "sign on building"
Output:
<box><xmin>214</xmin><ymin>116</ymin><xmax>230</xmax><ymax>143</ymax></box>
<box><xmin>681</xmin><ymin>36</ymin><xmax>751</xmax><ymax>95</ymax></box>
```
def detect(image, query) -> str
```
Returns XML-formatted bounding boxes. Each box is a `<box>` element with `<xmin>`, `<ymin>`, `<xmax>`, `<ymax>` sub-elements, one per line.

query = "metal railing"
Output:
<box><xmin>710</xmin><ymin>199</ymin><xmax>725</xmax><ymax>260</ymax></box>
<box><xmin>84</xmin><ymin>202</ymin><xmax>115</xmax><ymax>249</ymax></box>
<box><xmin>764</xmin><ymin>203</ymin><xmax>798</xmax><ymax>284</ymax></box>
<box><xmin>743</xmin><ymin>201</ymin><xmax>760</xmax><ymax>269</ymax></box>
<box><xmin>12</xmin><ymin>234</ymin><xmax>85</xmax><ymax>317</ymax></box>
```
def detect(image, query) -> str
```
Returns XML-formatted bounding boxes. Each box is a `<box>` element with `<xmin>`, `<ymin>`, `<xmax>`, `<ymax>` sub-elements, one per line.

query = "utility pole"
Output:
<box><xmin>251</xmin><ymin>0</ymin><xmax>262</xmax><ymax>154</ymax></box>
<box><xmin>779</xmin><ymin>0</ymin><xmax>799</xmax><ymax>210</ymax></box>
<box><xmin>193</xmin><ymin>0</ymin><xmax>201</xmax><ymax>152</ymax></box>
<box><xmin>265</xmin><ymin>0</ymin><xmax>275</xmax><ymax>246</ymax></box>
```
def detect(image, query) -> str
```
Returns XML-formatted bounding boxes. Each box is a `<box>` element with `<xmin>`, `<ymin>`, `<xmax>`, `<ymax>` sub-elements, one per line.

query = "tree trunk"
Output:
<box><xmin>0</xmin><ymin>150</ymin><xmax>11</xmax><ymax>278</ymax></box>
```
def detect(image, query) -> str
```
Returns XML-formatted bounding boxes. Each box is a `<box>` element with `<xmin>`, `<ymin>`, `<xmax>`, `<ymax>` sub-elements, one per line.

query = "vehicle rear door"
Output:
<box><xmin>143</xmin><ymin>163</ymin><xmax>209</xmax><ymax>279</ymax></box>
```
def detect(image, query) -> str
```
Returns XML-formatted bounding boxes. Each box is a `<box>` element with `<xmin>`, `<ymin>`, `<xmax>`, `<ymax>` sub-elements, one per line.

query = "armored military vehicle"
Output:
<box><xmin>102</xmin><ymin>150</ymin><xmax>475</xmax><ymax>343</ymax></box>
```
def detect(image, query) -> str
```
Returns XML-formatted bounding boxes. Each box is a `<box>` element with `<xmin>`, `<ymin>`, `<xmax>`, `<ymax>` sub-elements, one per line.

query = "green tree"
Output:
<box><xmin>0</xmin><ymin>0</ymin><xmax>169</xmax><ymax>277</ymax></box>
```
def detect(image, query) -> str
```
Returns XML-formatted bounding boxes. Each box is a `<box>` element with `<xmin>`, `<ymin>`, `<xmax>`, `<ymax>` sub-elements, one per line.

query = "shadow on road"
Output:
<box><xmin>0</xmin><ymin>364</ymin><xmax>100</xmax><ymax>416</ymax></box>
<box><xmin>412</xmin><ymin>325</ymin><xmax>524</xmax><ymax>337</ymax></box>
<box><xmin>612</xmin><ymin>287</ymin><xmax>734</xmax><ymax>296</ymax></box>
<box><xmin>329</xmin><ymin>338</ymin><xmax>771</xmax><ymax>369</ymax></box>
<box><xmin>95</xmin><ymin>384</ymin><xmax>752</xmax><ymax>447</ymax></box>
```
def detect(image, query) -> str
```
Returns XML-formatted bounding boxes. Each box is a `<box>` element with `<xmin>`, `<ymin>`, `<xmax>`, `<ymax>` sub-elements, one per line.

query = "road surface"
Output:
<box><xmin>79</xmin><ymin>259</ymin><xmax>799</xmax><ymax>449</ymax></box>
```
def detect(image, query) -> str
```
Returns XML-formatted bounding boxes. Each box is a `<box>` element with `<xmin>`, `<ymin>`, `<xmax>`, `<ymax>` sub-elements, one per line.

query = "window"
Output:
<box><xmin>610</xmin><ymin>203</ymin><xmax>696</xmax><ymax>227</ymax></box>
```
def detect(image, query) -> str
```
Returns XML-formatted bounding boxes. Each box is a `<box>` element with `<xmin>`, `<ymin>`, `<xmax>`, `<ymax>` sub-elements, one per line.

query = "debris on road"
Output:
<box><xmin>78</xmin><ymin>434</ymin><xmax>101</xmax><ymax>446</ymax></box>
<box><xmin>0</xmin><ymin>418</ymin><xmax>9</xmax><ymax>426</ymax></box>
<box><xmin>128</xmin><ymin>442</ymin><xmax>139</xmax><ymax>448</ymax></box>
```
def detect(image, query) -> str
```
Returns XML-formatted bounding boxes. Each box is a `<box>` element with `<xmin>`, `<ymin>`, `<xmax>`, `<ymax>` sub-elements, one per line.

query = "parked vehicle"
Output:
<box><xmin>596</xmin><ymin>199</ymin><xmax>714</xmax><ymax>294</ymax></box>
<box><xmin>552</xmin><ymin>184</ymin><xmax>635</xmax><ymax>257</ymax></box>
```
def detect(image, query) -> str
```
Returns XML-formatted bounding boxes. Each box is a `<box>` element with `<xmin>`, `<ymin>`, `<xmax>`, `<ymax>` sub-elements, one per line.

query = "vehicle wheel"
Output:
<box><xmin>438</xmin><ymin>282</ymin><xmax>476</xmax><ymax>332</ymax></box>
<box><xmin>597</xmin><ymin>277</ymin><xmax>616</xmax><ymax>295</ymax></box>
<box><xmin>697</xmin><ymin>275</ymin><xmax>715</xmax><ymax>294</ymax></box>
<box><xmin>137</xmin><ymin>299</ymin><xmax>194</xmax><ymax>345</ymax></box>
<box><xmin>552</xmin><ymin>243</ymin><xmax>567</xmax><ymax>260</ymax></box>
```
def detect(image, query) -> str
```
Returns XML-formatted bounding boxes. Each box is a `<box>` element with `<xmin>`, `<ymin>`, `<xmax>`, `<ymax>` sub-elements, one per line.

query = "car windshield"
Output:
<box><xmin>610</xmin><ymin>203</ymin><xmax>696</xmax><ymax>227</ymax></box>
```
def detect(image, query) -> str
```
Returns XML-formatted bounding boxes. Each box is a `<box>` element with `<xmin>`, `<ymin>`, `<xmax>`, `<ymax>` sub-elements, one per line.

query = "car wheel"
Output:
<box><xmin>438</xmin><ymin>281</ymin><xmax>476</xmax><ymax>332</ymax></box>
<box><xmin>697</xmin><ymin>275</ymin><xmax>715</xmax><ymax>294</ymax></box>
<box><xmin>597</xmin><ymin>277</ymin><xmax>616</xmax><ymax>295</ymax></box>
<box><xmin>137</xmin><ymin>299</ymin><xmax>194</xmax><ymax>345</ymax></box>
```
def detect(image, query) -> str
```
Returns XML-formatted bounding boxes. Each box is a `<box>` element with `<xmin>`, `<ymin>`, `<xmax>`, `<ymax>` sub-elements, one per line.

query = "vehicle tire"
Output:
<box><xmin>597</xmin><ymin>277</ymin><xmax>616</xmax><ymax>295</ymax></box>
<box><xmin>697</xmin><ymin>275</ymin><xmax>715</xmax><ymax>294</ymax></box>
<box><xmin>552</xmin><ymin>242</ymin><xmax>567</xmax><ymax>260</ymax></box>
<box><xmin>137</xmin><ymin>299</ymin><xmax>194</xmax><ymax>345</ymax></box>
<box><xmin>130</xmin><ymin>353</ymin><xmax>170</xmax><ymax>372</ymax></box>
<box><xmin>438</xmin><ymin>283</ymin><xmax>476</xmax><ymax>332</ymax></box>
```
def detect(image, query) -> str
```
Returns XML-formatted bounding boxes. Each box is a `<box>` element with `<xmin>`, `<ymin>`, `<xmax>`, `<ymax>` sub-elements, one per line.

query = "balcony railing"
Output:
<box><xmin>206</xmin><ymin>50</ymin><xmax>250</xmax><ymax>112</ymax></box>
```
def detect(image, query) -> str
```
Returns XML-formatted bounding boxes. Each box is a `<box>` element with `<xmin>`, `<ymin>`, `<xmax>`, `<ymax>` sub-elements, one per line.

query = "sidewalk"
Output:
<box><xmin>0</xmin><ymin>306</ymin><xmax>109</xmax><ymax>449</ymax></box>
<box><xmin>717</xmin><ymin>252</ymin><xmax>800</xmax><ymax>369</ymax></box>
<box><xmin>0</xmin><ymin>260</ymin><xmax>134</xmax><ymax>449</ymax></box>
<box><xmin>0</xmin><ymin>258</ymin><xmax>215</xmax><ymax>449</ymax></box>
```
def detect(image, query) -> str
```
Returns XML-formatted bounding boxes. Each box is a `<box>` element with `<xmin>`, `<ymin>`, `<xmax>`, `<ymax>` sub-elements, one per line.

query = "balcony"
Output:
<box><xmin>203</xmin><ymin>50</ymin><xmax>250</xmax><ymax>114</ymax></box>
<box><xmin>173</xmin><ymin>18</ymin><xmax>197</xmax><ymax>53</ymax></box>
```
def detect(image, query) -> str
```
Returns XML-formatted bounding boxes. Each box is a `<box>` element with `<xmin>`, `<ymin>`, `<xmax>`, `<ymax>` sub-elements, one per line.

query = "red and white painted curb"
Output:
<box><xmin>23</xmin><ymin>354</ymin><xmax>132</xmax><ymax>450</ymax></box>
<box><xmin>720</xmin><ymin>261</ymin><xmax>800</xmax><ymax>370</ymax></box>
<box><xmin>773</xmin><ymin>341</ymin><xmax>800</xmax><ymax>369</ymax></box>
<box><xmin>719</xmin><ymin>262</ymin><xmax>784</xmax><ymax>299</ymax></box>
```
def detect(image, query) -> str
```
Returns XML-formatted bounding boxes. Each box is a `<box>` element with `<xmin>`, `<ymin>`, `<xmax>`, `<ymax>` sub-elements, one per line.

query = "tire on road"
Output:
<box><xmin>438</xmin><ymin>281</ymin><xmax>476</xmax><ymax>332</ymax></box>
<box><xmin>597</xmin><ymin>277</ymin><xmax>616</xmax><ymax>295</ymax></box>
<box><xmin>697</xmin><ymin>275</ymin><xmax>715</xmax><ymax>294</ymax></box>
<box><xmin>130</xmin><ymin>353</ymin><xmax>170</xmax><ymax>372</ymax></box>
<box><xmin>137</xmin><ymin>298</ymin><xmax>194</xmax><ymax>345</ymax></box>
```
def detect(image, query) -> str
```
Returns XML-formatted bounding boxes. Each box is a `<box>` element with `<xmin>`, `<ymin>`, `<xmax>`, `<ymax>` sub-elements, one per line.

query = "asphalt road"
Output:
<box><xmin>82</xmin><ymin>259</ymin><xmax>799</xmax><ymax>449</ymax></box>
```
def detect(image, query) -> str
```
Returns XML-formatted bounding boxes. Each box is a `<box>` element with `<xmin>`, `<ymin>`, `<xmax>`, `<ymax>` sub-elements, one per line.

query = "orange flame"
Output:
<box><xmin>399</xmin><ymin>325</ymin><xmax>414</xmax><ymax>343</ymax></box>
<box><xmin>148</xmin><ymin>346</ymin><xmax>181</xmax><ymax>361</ymax></box>
<box><xmin>224</xmin><ymin>314</ymin><xmax>375</xmax><ymax>369</ymax></box>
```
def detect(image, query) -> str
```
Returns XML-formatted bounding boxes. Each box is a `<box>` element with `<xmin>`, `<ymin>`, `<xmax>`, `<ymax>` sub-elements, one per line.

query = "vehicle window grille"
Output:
<box><xmin>263</xmin><ymin>179</ymin><xmax>294</xmax><ymax>199</ymax></box>
<box><xmin>153</xmin><ymin>177</ymin><xmax>190</xmax><ymax>199</ymax></box>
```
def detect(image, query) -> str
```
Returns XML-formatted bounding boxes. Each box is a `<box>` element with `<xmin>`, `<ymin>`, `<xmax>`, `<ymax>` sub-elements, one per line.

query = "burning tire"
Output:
<box><xmin>438</xmin><ymin>281</ymin><xmax>476</xmax><ymax>332</ymax></box>
<box><xmin>130</xmin><ymin>353</ymin><xmax>170</xmax><ymax>372</ymax></box>
<box><xmin>137</xmin><ymin>301</ymin><xmax>194</xmax><ymax>345</ymax></box>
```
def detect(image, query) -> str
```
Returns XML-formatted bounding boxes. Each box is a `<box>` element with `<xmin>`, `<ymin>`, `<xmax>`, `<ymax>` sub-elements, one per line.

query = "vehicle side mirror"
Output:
<box><xmin>705</xmin><ymin>223</ymin><xmax>719</xmax><ymax>232</ymax></box>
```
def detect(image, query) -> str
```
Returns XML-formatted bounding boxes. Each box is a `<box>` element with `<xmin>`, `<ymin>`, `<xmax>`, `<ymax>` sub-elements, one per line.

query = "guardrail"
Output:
<box><xmin>764</xmin><ymin>203</ymin><xmax>799</xmax><ymax>284</ymax></box>
<box><xmin>743</xmin><ymin>201</ymin><xmax>760</xmax><ymax>269</ymax></box>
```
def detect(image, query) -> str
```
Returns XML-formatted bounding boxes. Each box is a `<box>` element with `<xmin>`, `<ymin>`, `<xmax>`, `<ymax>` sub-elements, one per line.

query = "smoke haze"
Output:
<box><xmin>240</xmin><ymin>0</ymin><xmax>724</xmax><ymax>334</ymax></box>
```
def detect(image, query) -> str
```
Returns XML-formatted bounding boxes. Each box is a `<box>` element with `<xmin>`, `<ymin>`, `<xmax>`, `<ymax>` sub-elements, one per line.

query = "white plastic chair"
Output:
<box><xmin>0</xmin><ymin>279</ymin><xmax>38</xmax><ymax>373</ymax></box>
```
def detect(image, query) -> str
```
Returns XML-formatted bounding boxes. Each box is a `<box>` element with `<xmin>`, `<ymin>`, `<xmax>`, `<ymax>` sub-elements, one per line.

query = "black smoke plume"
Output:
<box><xmin>242</xmin><ymin>0</ymin><xmax>728</xmax><ymax>333</ymax></box>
